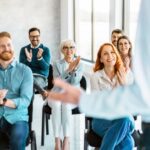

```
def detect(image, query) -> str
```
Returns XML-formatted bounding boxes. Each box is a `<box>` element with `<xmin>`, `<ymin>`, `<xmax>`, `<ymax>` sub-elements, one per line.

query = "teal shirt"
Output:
<box><xmin>0</xmin><ymin>61</ymin><xmax>33</xmax><ymax>124</ymax></box>
<box><xmin>19</xmin><ymin>44</ymin><xmax>51</xmax><ymax>77</ymax></box>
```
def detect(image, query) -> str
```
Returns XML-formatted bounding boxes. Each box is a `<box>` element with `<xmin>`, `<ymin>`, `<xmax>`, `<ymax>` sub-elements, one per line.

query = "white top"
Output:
<box><xmin>90</xmin><ymin>69</ymin><xmax>134</xmax><ymax>91</ymax></box>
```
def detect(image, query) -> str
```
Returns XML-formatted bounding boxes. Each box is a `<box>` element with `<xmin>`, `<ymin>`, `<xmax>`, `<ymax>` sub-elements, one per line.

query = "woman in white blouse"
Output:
<box><xmin>47</xmin><ymin>40</ymin><xmax>83</xmax><ymax>150</ymax></box>
<box><xmin>90</xmin><ymin>43</ymin><xmax>134</xmax><ymax>150</ymax></box>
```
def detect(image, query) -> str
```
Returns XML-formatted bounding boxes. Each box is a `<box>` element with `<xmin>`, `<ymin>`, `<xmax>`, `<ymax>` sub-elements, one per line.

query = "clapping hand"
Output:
<box><xmin>47</xmin><ymin>78</ymin><xmax>81</xmax><ymax>104</ymax></box>
<box><xmin>37</xmin><ymin>48</ymin><xmax>43</xmax><ymax>59</ymax></box>
<box><xmin>67</xmin><ymin>56</ymin><xmax>80</xmax><ymax>72</ymax></box>
<box><xmin>25</xmin><ymin>48</ymin><xmax>32</xmax><ymax>61</ymax></box>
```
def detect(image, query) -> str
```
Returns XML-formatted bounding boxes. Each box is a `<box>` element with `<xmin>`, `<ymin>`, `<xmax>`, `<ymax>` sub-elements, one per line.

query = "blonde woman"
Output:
<box><xmin>47</xmin><ymin>40</ymin><xmax>83</xmax><ymax>150</ymax></box>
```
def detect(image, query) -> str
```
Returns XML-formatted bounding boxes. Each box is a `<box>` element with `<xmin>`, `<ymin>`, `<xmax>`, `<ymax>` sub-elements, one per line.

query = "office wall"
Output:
<box><xmin>0</xmin><ymin>0</ymin><xmax>60</xmax><ymax>62</ymax></box>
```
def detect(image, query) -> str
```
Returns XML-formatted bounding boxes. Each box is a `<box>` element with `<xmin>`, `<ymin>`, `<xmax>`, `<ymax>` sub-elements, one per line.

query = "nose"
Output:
<box><xmin>5</xmin><ymin>45</ymin><xmax>10</xmax><ymax>51</ymax></box>
<box><xmin>108</xmin><ymin>53</ymin><xmax>113</xmax><ymax>59</ymax></box>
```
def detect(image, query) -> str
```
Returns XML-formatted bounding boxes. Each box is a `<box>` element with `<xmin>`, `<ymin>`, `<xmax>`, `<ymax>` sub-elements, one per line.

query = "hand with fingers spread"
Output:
<box><xmin>37</xmin><ymin>48</ymin><xmax>43</xmax><ymax>59</ymax></box>
<box><xmin>47</xmin><ymin>78</ymin><xmax>81</xmax><ymax>105</ymax></box>
<box><xmin>117</xmin><ymin>67</ymin><xmax>127</xmax><ymax>85</ymax></box>
<box><xmin>25</xmin><ymin>48</ymin><xmax>32</xmax><ymax>62</ymax></box>
<box><xmin>67</xmin><ymin>56</ymin><xmax>80</xmax><ymax>72</ymax></box>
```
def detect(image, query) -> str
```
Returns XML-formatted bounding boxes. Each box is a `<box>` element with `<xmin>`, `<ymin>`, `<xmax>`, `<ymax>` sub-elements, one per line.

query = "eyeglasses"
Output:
<box><xmin>30</xmin><ymin>35</ymin><xmax>40</xmax><ymax>39</ymax></box>
<box><xmin>63</xmin><ymin>46</ymin><xmax>75</xmax><ymax>50</ymax></box>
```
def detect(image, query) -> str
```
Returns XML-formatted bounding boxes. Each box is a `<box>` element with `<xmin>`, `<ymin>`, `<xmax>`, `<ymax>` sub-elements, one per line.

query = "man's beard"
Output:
<box><xmin>31</xmin><ymin>40</ymin><xmax>39</xmax><ymax>47</ymax></box>
<box><xmin>0</xmin><ymin>51</ymin><xmax>13</xmax><ymax>61</ymax></box>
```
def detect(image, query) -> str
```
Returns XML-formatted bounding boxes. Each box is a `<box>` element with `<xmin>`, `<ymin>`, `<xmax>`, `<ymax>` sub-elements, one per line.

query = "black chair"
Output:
<box><xmin>0</xmin><ymin>96</ymin><xmax>37</xmax><ymax>150</ymax></box>
<box><xmin>139</xmin><ymin>122</ymin><xmax>150</xmax><ymax>149</ymax></box>
<box><xmin>84</xmin><ymin>117</ymin><xmax>142</xmax><ymax>150</ymax></box>
<box><xmin>41</xmin><ymin>75</ymin><xmax>87</xmax><ymax>146</ymax></box>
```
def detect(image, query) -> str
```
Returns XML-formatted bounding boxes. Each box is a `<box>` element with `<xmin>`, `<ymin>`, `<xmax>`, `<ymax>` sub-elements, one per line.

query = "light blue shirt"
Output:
<box><xmin>53</xmin><ymin>59</ymin><xmax>83</xmax><ymax>87</ymax></box>
<box><xmin>79</xmin><ymin>0</ymin><xmax>150</xmax><ymax>122</ymax></box>
<box><xmin>0</xmin><ymin>60</ymin><xmax>33</xmax><ymax>124</ymax></box>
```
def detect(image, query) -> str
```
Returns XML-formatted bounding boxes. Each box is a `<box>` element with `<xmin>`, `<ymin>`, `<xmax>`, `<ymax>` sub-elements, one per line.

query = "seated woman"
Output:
<box><xmin>46</xmin><ymin>40</ymin><xmax>83</xmax><ymax>150</ymax></box>
<box><xmin>117</xmin><ymin>35</ymin><xmax>132</xmax><ymax>71</ymax></box>
<box><xmin>90</xmin><ymin>43</ymin><xmax>135</xmax><ymax>150</ymax></box>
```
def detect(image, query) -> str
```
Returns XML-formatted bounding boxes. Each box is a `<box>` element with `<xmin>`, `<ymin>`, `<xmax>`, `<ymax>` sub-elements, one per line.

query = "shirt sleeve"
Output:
<box><xmin>13</xmin><ymin>66</ymin><xmax>33</xmax><ymax>108</ymax></box>
<box><xmin>37</xmin><ymin>47</ymin><xmax>51</xmax><ymax>69</ymax></box>
<box><xmin>90</xmin><ymin>73</ymin><xmax>100</xmax><ymax>91</ymax></box>
<box><xmin>79</xmin><ymin>83</ymin><xmax>150</xmax><ymax>119</ymax></box>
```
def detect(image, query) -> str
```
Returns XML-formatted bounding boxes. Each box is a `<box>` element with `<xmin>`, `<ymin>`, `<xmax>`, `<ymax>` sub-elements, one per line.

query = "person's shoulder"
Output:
<box><xmin>53</xmin><ymin>59</ymin><xmax>65</xmax><ymax>69</ymax></box>
<box><xmin>21</xmin><ymin>44</ymin><xmax>30</xmax><ymax>50</ymax></box>
<box><xmin>94</xmin><ymin>70</ymin><xmax>103</xmax><ymax>77</ymax></box>
<box><xmin>16</xmin><ymin>62</ymin><xmax>32</xmax><ymax>73</ymax></box>
<box><xmin>40</xmin><ymin>44</ymin><xmax>50</xmax><ymax>50</ymax></box>
<box><xmin>55</xmin><ymin>59</ymin><xmax>64</xmax><ymax>64</ymax></box>
<box><xmin>90</xmin><ymin>70</ymin><xmax>102</xmax><ymax>81</ymax></box>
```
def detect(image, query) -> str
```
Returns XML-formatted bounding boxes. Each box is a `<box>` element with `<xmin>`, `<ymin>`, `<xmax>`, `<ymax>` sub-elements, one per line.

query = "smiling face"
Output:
<box><xmin>29</xmin><ymin>30</ymin><xmax>40</xmax><ymax>47</ymax></box>
<box><xmin>118</xmin><ymin>38</ymin><xmax>131</xmax><ymax>56</ymax></box>
<box><xmin>0</xmin><ymin>36</ymin><xmax>14</xmax><ymax>61</ymax></box>
<box><xmin>61</xmin><ymin>40</ymin><xmax>76</xmax><ymax>60</ymax></box>
<box><xmin>111</xmin><ymin>32</ymin><xmax>123</xmax><ymax>47</ymax></box>
<box><xmin>100</xmin><ymin>45</ymin><xmax>117</xmax><ymax>68</ymax></box>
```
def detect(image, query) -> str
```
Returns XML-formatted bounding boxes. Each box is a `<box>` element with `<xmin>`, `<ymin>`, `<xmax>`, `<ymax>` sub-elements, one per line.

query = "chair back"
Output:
<box><xmin>72</xmin><ymin>76</ymin><xmax>87</xmax><ymax>114</ymax></box>
<box><xmin>47</xmin><ymin>64</ymin><xmax>54</xmax><ymax>90</ymax></box>
<box><xmin>80</xmin><ymin>76</ymin><xmax>87</xmax><ymax>90</ymax></box>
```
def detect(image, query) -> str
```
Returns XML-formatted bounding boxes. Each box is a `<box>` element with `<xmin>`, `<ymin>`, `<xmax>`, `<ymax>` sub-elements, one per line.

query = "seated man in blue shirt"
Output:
<box><xmin>19</xmin><ymin>27</ymin><xmax>51</xmax><ymax>99</ymax></box>
<box><xmin>0</xmin><ymin>32</ymin><xmax>33</xmax><ymax>150</ymax></box>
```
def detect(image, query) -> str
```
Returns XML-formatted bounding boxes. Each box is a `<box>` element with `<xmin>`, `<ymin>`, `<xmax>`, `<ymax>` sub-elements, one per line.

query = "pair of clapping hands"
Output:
<box><xmin>25</xmin><ymin>48</ymin><xmax>43</xmax><ymax>61</ymax></box>
<box><xmin>0</xmin><ymin>89</ymin><xmax>8</xmax><ymax>105</ymax></box>
<box><xmin>67</xmin><ymin>56</ymin><xmax>80</xmax><ymax>73</ymax></box>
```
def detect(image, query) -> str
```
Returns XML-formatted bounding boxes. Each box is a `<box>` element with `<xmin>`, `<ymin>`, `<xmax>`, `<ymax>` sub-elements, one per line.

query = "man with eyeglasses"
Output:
<box><xmin>19</xmin><ymin>27</ymin><xmax>51</xmax><ymax>99</ymax></box>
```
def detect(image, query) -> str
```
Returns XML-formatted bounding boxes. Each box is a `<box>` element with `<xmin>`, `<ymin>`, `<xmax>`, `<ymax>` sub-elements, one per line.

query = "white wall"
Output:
<box><xmin>0</xmin><ymin>0</ymin><xmax>60</xmax><ymax>62</ymax></box>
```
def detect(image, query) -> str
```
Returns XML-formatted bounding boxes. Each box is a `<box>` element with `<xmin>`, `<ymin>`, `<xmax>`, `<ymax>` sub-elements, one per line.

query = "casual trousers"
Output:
<box><xmin>0</xmin><ymin>117</ymin><xmax>29</xmax><ymax>150</ymax></box>
<box><xmin>48</xmin><ymin>100</ymin><xmax>76</xmax><ymax>138</ymax></box>
<box><xmin>33</xmin><ymin>75</ymin><xmax>47</xmax><ymax>94</ymax></box>
<box><xmin>92</xmin><ymin>117</ymin><xmax>135</xmax><ymax>150</ymax></box>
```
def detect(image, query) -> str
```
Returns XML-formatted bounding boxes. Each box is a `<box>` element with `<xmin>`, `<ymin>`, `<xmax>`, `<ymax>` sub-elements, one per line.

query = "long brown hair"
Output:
<box><xmin>117</xmin><ymin>35</ymin><xmax>132</xmax><ymax>68</ymax></box>
<box><xmin>93</xmin><ymin>43</ymin><xmax>123</xmax><ymax>72</ymax></box>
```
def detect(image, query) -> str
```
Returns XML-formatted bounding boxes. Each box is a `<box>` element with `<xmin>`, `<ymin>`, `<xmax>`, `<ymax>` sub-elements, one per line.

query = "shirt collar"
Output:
<box><xmin>0</xmin><ymin>59</ymin><xmax>16</xmax><ymax>70</ymax></box>
<box><xmin>100</xmin><ymin>69</ymin><xmax>118</xmax><ymax>84</ymax></box>
<box><xmin>30</xmin><ymin>43</ymin><xmax>41</xmax><ymax>49</ymax></box>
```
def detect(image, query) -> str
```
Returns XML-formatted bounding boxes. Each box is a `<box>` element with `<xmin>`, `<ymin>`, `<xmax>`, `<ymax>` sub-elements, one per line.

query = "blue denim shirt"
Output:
<box><xmin>0</xmin><ymin>60</ymin><xmax>33</xmax><ymax>124</ymax></box>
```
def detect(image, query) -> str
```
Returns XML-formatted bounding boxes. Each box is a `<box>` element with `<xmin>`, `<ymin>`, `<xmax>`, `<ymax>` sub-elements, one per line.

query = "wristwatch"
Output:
<box><xmin>3</xmin><ymin>98</ymin><xmax>7</xmax><ymax>105</ymax></box>
<box><xmin>0</xmin><ymin>98</ymin><xmax>7</xmax><ymax>106</ymax></box>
